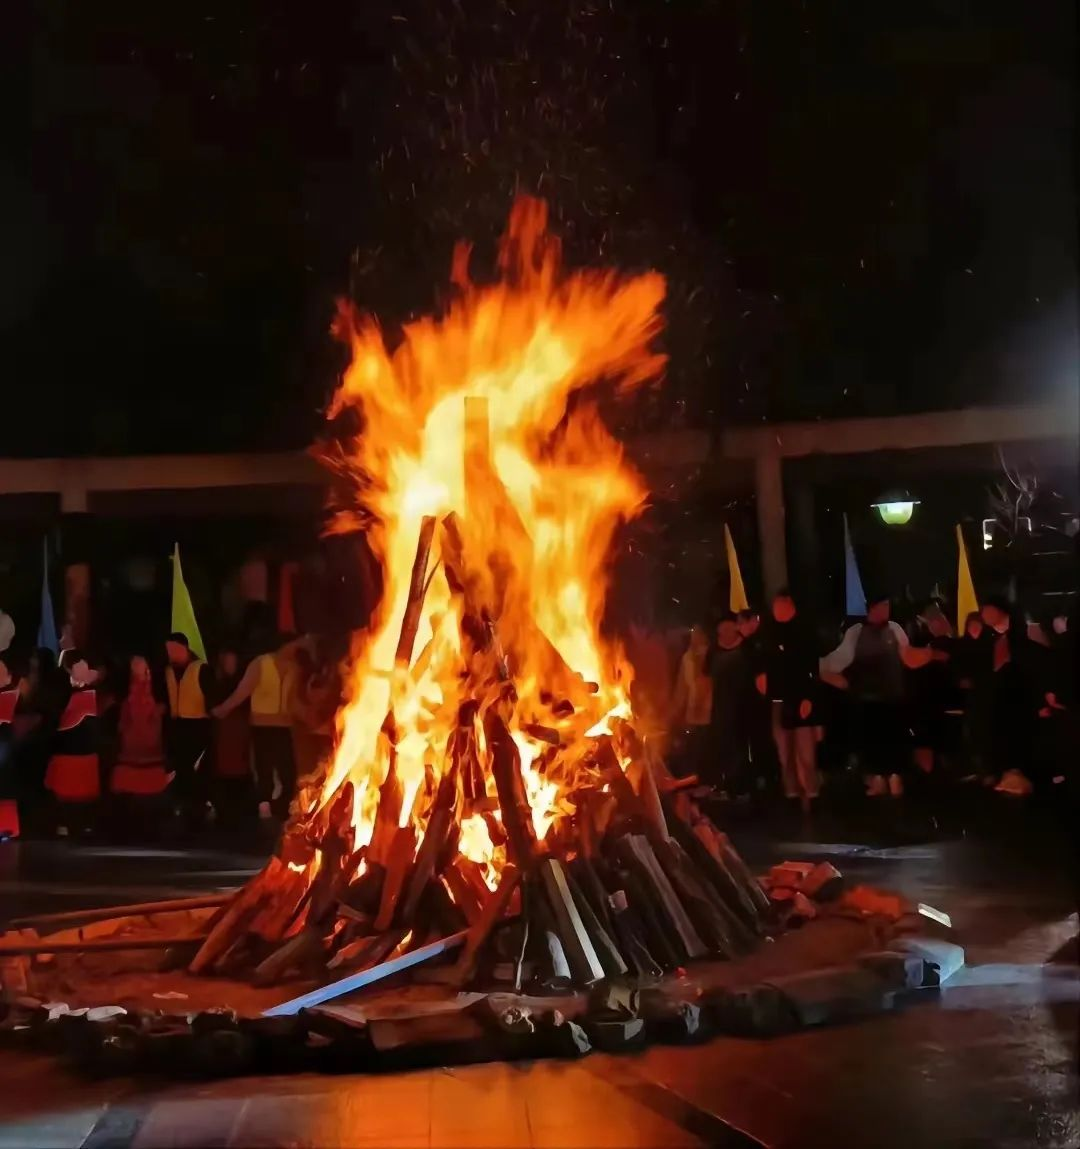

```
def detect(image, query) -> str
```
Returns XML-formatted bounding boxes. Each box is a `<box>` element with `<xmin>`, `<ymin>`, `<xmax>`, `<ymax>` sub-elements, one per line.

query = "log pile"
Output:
<box><xmin>180</xmin><ymin>397</ymin><xmax>772</xmax><ymax>1001</ymax></box>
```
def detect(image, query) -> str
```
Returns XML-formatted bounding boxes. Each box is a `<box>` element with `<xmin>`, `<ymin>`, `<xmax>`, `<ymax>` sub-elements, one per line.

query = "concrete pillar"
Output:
<box><xmin>788</xmin><ymin>479</ymin><xmax>820</xmax><ymax>616</ymax></box>
<box><xmin>754</xmin><ymin>448</ymin><xmax>788</xmax><ymax>598</ymax></box>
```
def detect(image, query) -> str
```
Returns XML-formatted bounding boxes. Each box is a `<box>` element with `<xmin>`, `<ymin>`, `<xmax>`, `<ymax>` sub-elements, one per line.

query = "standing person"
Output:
<box><xmin>907</xmin><ymin>601</ymin><xmax>960</xmax><ymax>780</ymax></box>
<box><xmin>668</xmin><ymin>626</ymin><xmax>714</xmax><ymax>779</ymax></box>
<box><xmin>164</xmin><ymin>632</ymin><xmax>213</xmax><ymax>827</ymax></box>
<box><xmin>212</xmin><ymin>636</ymin><xmax>301</xmax><ymax>820</ymax></box>
<box><xmin>45</xmin><ymin>657</ymin><xmax>101</xmax><ymax>836</ymax></box>
<box><xmin>110</xmin><ymin>655</ymin><xmax>170</xmax><ymax>831</ymax></box>
<box><xmin>289</xmin><ymin>638</ymin><xmax>340</xmax><ymax>787</ymax></box>
<box><xmin>736</xmin><ymin>608</ymin><xmax>774</xmax><ymax>788</ymax></box>
<box><xmin>820</xmin><ymin>592</ymin><xmax>945</xmax><ymax>797</ymax></box>
<box><xmin>0</xmin><ymin>660</ymin><xmax>19</xmax><ymax>839</ymax></box>
<box><xmin>758</xmin><ymin>591</ymin><xmax>821</xmax><ymax>814</ymax></box>
<box><xmin>11</xmin><ymin>649</ymin><xmax>67</xmax><ymax>832</ymax></box>
<box><xmin>708</xmin><ymin>617</ymin><xmax>753</xmax><ymax>797</ymax></box>
<box><xmin>1036</xmin><ymin>611</ymin><xmax>1073</xmax><ymax>795</ymax></box>
<box><xmin>208</xmin><ymin>647</ymin><xmax>255</xmax><ymax>831</ymax></box>
<box><xmin>954</xmin><ymin>611</ymin><xmax>994</xmax><ymax>779</ymax></box>
<box><xmin>978</xmin><ymin>599</ymin><xmax>1045</xmax><ymax>795</ymax></box>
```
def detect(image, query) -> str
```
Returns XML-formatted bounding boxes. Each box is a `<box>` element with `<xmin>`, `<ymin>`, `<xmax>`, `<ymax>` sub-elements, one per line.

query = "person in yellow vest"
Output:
<box><xmin>164</xmin><ymin>632</ymin><xmax>213</xmax><ymax>826</ymax></box>
<box><xmin>212</xmin><ymin>637</ymin><xmax>303</xmax><ymax>820</ymax></box>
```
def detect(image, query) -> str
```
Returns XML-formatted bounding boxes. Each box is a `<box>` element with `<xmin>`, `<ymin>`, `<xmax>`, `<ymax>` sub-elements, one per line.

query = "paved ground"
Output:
<box><xmin>0</xmin><ymin>795</ymin><xmax>1077</xmax><ymax>1148</ymax></box>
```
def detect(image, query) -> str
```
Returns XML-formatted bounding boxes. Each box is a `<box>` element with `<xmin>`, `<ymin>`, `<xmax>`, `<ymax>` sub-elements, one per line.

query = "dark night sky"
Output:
<box><xmin>5</xmin><ymin>0</ymin><xmax>1077</xmax><ymax>457</ymax></box>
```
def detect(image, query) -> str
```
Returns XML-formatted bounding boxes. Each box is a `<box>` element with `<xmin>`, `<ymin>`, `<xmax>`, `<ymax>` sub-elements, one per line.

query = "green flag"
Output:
<box><xmin>171</xmin><ymin>543</ymin><xmax>206</xmax><ymax>661</ymax></box>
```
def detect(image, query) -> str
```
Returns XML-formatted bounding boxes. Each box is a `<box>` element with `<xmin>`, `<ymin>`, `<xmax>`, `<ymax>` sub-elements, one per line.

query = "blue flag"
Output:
<box><xmin>37</xmin><ymin>537</ymin><xmax>59</xmax><ymax>655</ymax></box>
<box><xmin>844</xmin><ymin>514</ymin><xmax>867</xmax><ymax>617</ymax></box>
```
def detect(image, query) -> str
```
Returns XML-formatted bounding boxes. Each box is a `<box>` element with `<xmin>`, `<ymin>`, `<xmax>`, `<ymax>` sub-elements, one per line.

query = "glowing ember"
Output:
<box><xmin>313</xmin><ymin>196</ymin><xmax>666</xmax><ymax>879</ymax></box>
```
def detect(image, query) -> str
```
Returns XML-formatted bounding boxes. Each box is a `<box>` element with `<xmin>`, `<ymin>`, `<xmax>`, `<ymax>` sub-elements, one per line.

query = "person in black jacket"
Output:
<box><xmin>708</xmin><ymin>617</ymin><xmax>753</xmax><ymax>797</ymax></box>
<box><xmin>758</xmin><ymin>591</ymin><xmax>821</xmax><ymax>813</ymax></box>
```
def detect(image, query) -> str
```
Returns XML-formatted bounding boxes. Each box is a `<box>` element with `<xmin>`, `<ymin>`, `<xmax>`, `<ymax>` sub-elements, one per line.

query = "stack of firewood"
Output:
<box><xmin>183</xmin><ymin>397</ymin><xmax>772</xmax><ymax>1003</ymax></box>
<box><xmin>185</xmin><ymin>762</ymin><xmax>770</xmax><ymax>1002</ymax></box>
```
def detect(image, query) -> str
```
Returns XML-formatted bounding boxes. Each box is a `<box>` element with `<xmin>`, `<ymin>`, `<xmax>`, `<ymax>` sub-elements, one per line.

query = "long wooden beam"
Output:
<box><xmin>720</xmin><ymin>401</ymin><xmax>1079</xmax><ymax>460</ymax></box>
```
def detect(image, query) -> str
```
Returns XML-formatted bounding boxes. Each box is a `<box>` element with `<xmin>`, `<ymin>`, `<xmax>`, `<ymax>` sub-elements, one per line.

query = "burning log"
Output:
<box><xmin>395</xmin><ymin>515</ymin><xmax>437</xmax><ymax>667</ymax></box>
<box><xmin>441</xmin><ymin>866</ymin><xmax>483</xmax><ymax>926</ymax></box>
<box><xmin>449</xmin><ymin>864</ymin><xmax>522</xmax><ymax>988</ymax></box>
<box><xmin>252</xmin><ymin>929</ymin><xmax>325</xmax><ymax>987</ymax></box>
<box><xmin>374</xmin><ymin>825</ymin><xmax>418</xmax><ymax>932</ymax></box>
<box><xmin>485</xmin><ymin>710</ymin><xmax>538</xmax><ymax>867</ymax></box>
<box><xmin>188</xmin><ymin>859</ymin><xmax>285</xmax><ymax>975</ymax></box>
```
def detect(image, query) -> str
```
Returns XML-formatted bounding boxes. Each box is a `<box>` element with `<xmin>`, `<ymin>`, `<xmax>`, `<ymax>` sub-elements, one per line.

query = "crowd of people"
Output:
<box><xmin>0</xmin><ymin>585</ymin><xmax>1075</xmax><ymax>843</ymax></box>
<box><xmin>659</xmin><ymin>589</ymin><xmax>1076</xmax><ymax>815</ymax></box>
<box><xmin>0</xmin><ymin>606</ymin><xmax>343</xmax><ymax>841</ymax></box>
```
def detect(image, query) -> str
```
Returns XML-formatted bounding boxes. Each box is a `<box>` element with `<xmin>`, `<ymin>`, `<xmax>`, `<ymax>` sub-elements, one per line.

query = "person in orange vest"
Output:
<box><xmin>45</xmin><ymin>657</ymin><xmax>102</xmax><ymax>836</ymax></box>
<box><xmin>111</xmin><ymin>655</ymin><xmax>171</xmax><ymax>829</ymax></box>
<box><xmin>212</xmin><ymin>636</ymin><xmax>303</xmax><ymax>820</ymax></box>
<box><xmin>164</xmin><ymin>632</ymin><xmax>213</xmax><ymax>827</ymax></box>
<box><xmin>0</xmin><ymin>658</ymin><xmax>19</xmax><ymax>840</ymax></box>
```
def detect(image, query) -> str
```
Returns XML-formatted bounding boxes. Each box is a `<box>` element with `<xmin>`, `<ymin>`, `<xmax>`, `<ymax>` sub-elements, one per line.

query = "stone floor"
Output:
<box><xmin>0</xmin><ymin>795</ymin><xmax>1077</xmax><ymax>1148</ymax></box>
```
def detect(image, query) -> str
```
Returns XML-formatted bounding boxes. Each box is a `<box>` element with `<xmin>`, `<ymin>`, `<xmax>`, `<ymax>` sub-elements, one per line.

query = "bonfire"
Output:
<box><xmin>187</xmin><ymin>197</ymin><xmax>769</xmax><ymax>995</ymax></box>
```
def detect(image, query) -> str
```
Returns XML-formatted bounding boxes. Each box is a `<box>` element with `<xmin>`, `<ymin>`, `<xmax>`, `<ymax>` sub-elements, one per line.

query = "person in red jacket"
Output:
<box><xmin>0</xmin><ymin>659</ymin><xmax>19</xmax><ymax>839</ymax></box>
<box><xmin>208</xmin><ymin>647</ymin><xmax>255</xmax><ymax>830</ymax></box>
<box><xmin>110</xmin><ymin>655</ymin><xmax>170</xmax><ymax>830</ymax></box>
<box><xmin>45</xmin><ymin>656</ymin><xmax>102</xmax><ymax>836</ymax></box>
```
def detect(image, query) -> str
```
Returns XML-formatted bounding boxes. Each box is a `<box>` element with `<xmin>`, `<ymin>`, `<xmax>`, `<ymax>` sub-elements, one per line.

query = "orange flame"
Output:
<box><xmin>318</xmin><ymin>196</ymin><xmax>665</xmax><ymax>862</ymax></box>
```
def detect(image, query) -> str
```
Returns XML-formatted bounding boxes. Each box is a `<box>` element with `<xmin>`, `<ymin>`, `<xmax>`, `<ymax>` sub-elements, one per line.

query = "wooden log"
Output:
<box><xmin>188</xmin><ymin>859</ymin><xmax>282</xmax><ymax>974</ymax></box>
<box><xmin>619</xmin><ymin>834</ymin><xmax>706</xmax><ymax>960</ymax></box>
<box><xmin>374</xmin><ymin>825</ymin><xmax>418</xmax><ymax>931</ymax></box>
<box><xmin>448</xmin><ymin>864</ymin><xmax>522</xmax><ymax>988</ymax></box>
<box><xmin>529</xmin><ymin>886</ymin><xmax>573</xmax><ymax>986</ymax></box>
<box><xmin>651</xmin><ymin>838</ymin><xmax>746</xmax><ymax>958</ymax></box>
<box><xmin>611</xmin><ymin>863</ymin><xmax>680</xmax><ymax>970</ymax></box>
<box><xmin>605</xmin><ymin>888</ymin><xmax>663</xmax><ymax>979</ymax></box>
<box><xmin>7</xmin><ymin>892</ymin><xmax>234</xmax><ymax>930</ymax></box>
<box><xmin>485</xmin><ymin>710</ymin><xmax>538</xmax><ymax>867</ymax></box>
<box><xmin>395</xmin><ymin>515</ymin><xmax>437</xmax><ymax>667</ymax></box>
<box><xmin>660</xmin><ymin>795</ymin><xmax>762</xmax><ymax>933</ymax></box>
<box><xmin>564</xmin><ymin>869</ymin><xmax>627</xmax><ymax>979</ymax></box>
<box><xmin>441</xmin><ymin>863</ymin><xmax>483</xmax><ymax>926</ymax></box>
<box><xmin>327</xmin><ymin>926</ymin><xmax>406</xmax><ymax>973</ymax></box>
<box><xmin>713</xmin><ymin>828</ymin><xmax>772</xmax><ymax>918</ymax></box>
<box><xmin>420</xmin><ymin>875</ymin><xmax>469</xmax><ymax>937</ymax></box>
<box><xmin>252</xmin><ymin>928</ymin><xmax>326</xmax><ymax>986</ymax></box>
<box><xmin>0</xmin><ymin>934</ymin><xmax>209</xmax><ymax>956</ymax></box>
<box><xmin>538</xmin><ymin>858</ymin><xmax>604</xmax><ymax>986</ymax></box>
<box><xmin>397</xmin><ymin>807</ymin><xmax>452</xmax><ymax>927</ymax></box>
<box><xmin>568</xmin><ymin>856</ymin><xmax>617</xmax><ymax>939</ymax></box>
<box><xmin>263</xmin><ymin>929</ymin><xmax>469</xmax><ymax>1017</ymax></box>
<box><xmin>625</xmin><ymin>746</ymin><xmax>669</xmax><ymax>844</ymax></box>
<box><xmin>367</xmin><ymin>749</ymin><xmax>404</xmax><ymax>868</ymax></box>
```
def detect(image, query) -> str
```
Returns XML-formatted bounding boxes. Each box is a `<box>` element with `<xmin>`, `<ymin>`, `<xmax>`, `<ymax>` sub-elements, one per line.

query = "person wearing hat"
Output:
<box><xmin>164</xmin><ymin>632</ymin><xmax>213</xmax><ymax>825</ymax></box>
<box><xmin>820</xmin><ymin>592</ymin><xmax>946</xmax><ymax>797</ymax></box>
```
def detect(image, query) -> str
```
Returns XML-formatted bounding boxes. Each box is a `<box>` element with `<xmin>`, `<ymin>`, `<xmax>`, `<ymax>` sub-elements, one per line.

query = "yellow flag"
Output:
<box><xmin>724</xmin><ymin>524</ymin><xmax>750</xmax><ymax>613</ymax></box>
<box><xmin>171</xmin><ymin>543</ymin><xmax>207</xmax><ymax>661</ymax></box>
<box><xmin>956</xmin><ymin>524</ymin><xmax>978</xmax><ymax>634</ymax></box>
